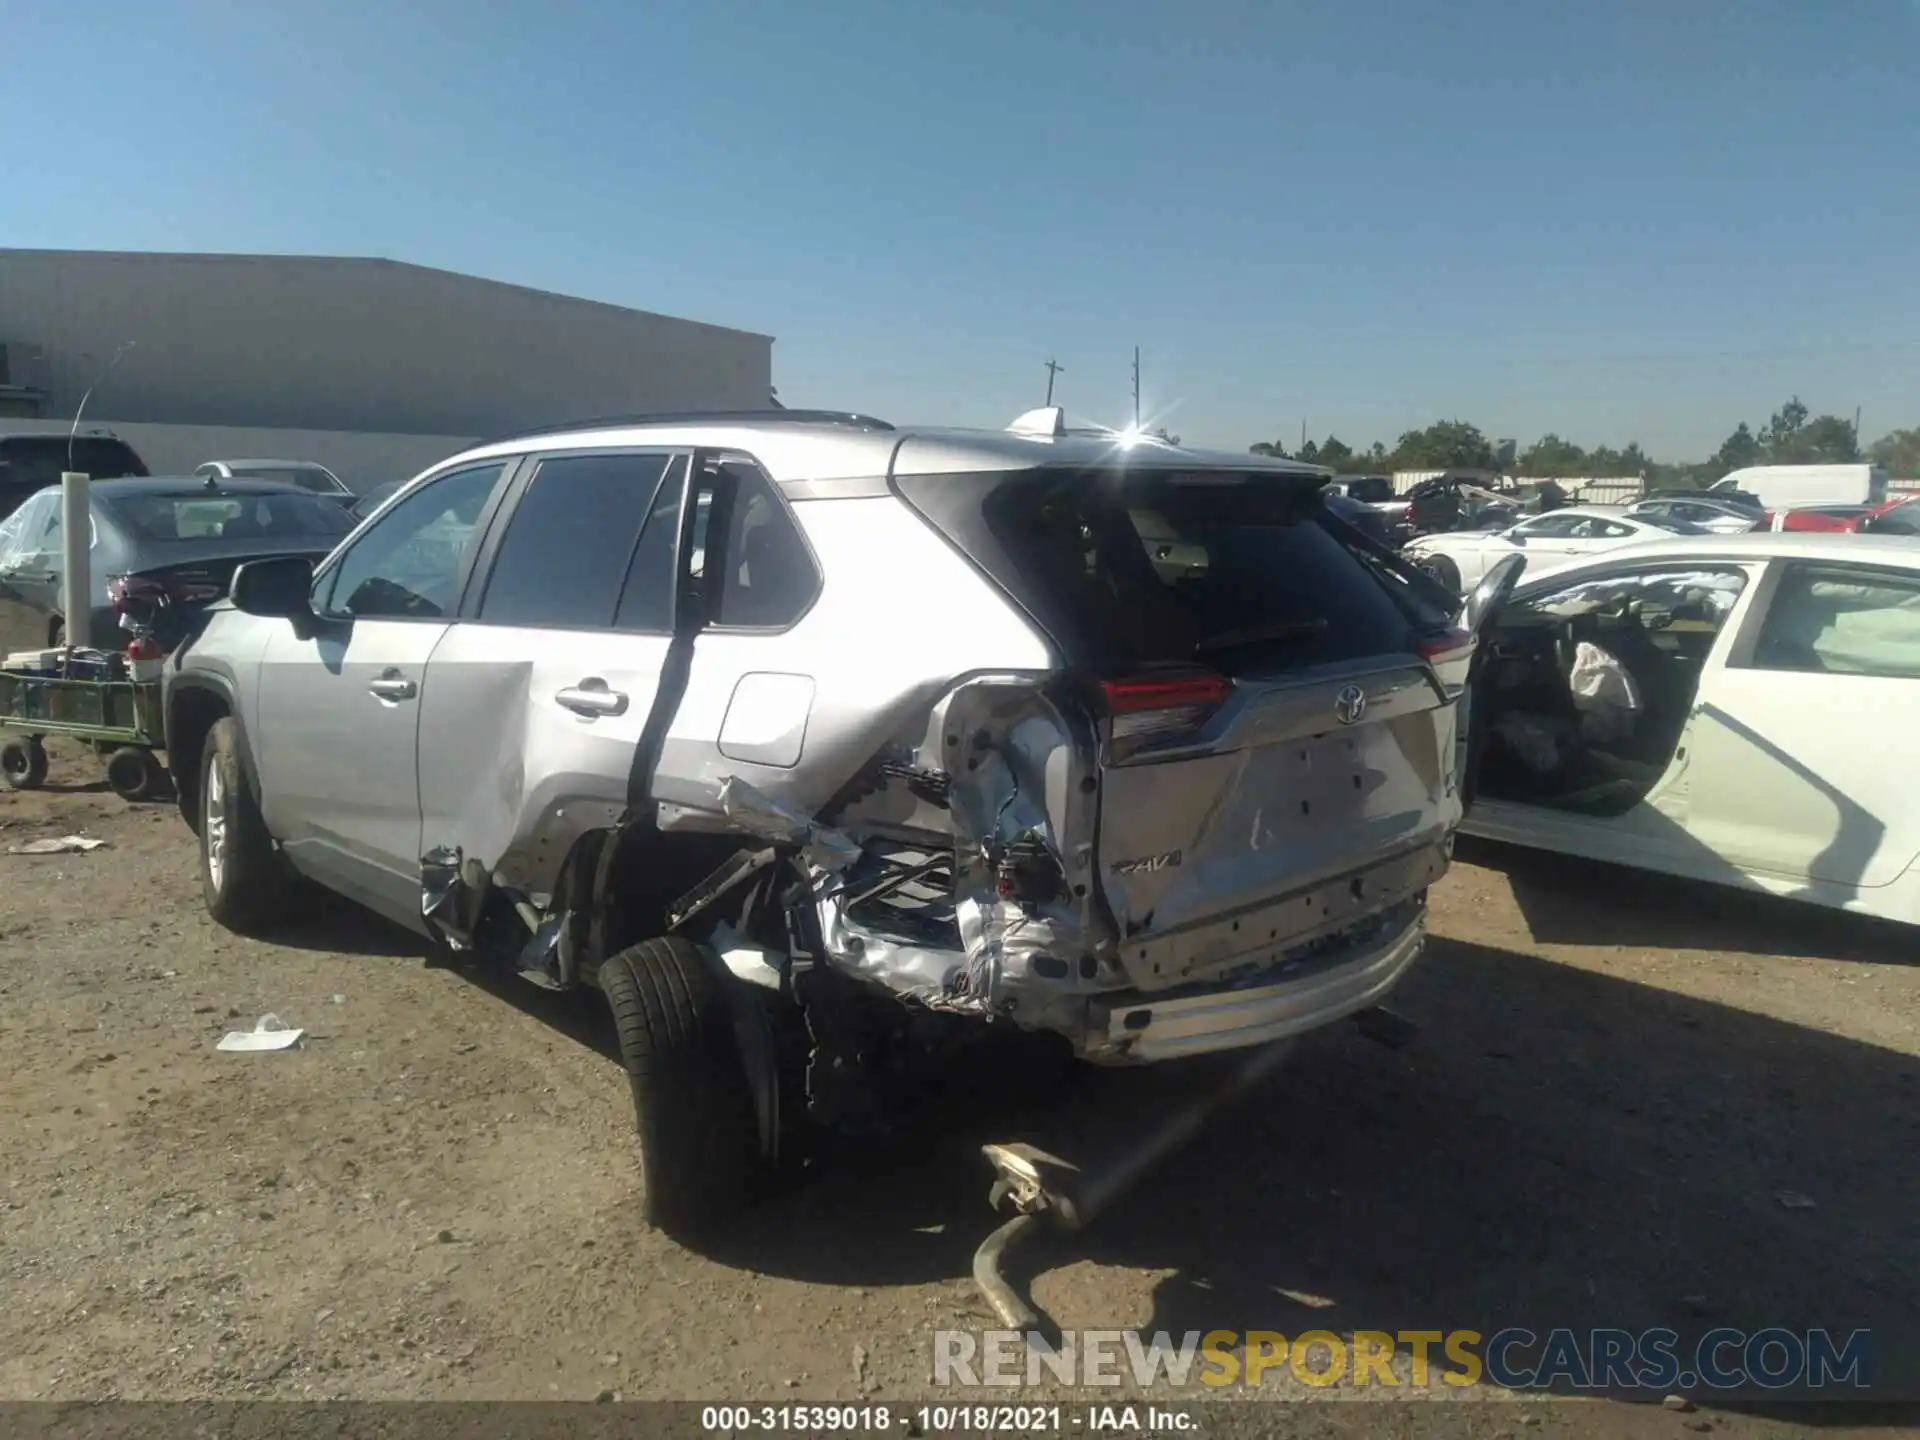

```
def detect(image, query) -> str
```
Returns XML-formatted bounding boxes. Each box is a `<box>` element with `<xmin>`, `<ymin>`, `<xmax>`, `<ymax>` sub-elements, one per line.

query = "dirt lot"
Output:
<box><xmin>2</xmin><ymin>739</ymin><xmax>1916</xmax><ymax>1433</ymax></box>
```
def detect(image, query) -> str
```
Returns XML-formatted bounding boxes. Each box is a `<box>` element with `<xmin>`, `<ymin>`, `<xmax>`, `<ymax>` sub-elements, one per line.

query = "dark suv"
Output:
<box><xmin>0</xmin><ymin>432</ymin><xmax>150</xmax><ymax>519</ymax></box>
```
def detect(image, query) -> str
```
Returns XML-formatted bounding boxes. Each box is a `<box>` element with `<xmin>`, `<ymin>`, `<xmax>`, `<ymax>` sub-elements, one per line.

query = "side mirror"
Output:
<box><xmin>231</xmin><ymin>555</ymin><xmax>315</xmax><ymax>619</ymax></box>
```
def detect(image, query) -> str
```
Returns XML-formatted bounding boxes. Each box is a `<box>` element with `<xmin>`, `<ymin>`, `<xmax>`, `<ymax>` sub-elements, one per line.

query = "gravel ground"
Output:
<box><xmin>2</xmin><ymin>739</ymin><xmax>1916</xmax><ymax>1437</ymax></box>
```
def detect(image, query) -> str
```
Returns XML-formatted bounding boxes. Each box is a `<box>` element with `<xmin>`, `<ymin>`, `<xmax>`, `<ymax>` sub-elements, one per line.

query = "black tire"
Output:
<box><xmin>1417</xmin><ymin>553</ymin><xmax>1462</xmax><ymax>592</ymax></box>
<box><xmin>598</xmin><ymin>936</ymin><xmax>763</xmax><ymax>1237</ymax></box>
<box><xmin>1</xmin><ymin>736</ymin><xmax>48</xmax><ymax>791</ymax></box>
<box><xmin>105</xmin><ymin>746</ymin><xmax>165</xmax><ymax>802</ymax></box>
<box><xmin>198</xmin><ymin>719</ymin><xmax>287</xmax><ymax>934</ymax></box>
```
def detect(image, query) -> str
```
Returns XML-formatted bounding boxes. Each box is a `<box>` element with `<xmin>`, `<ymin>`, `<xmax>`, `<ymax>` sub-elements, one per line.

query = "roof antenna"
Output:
<box><xmin>69</xmin><ymin>340</ymin><xmax>136</xmax><ymax>472</ymax></box>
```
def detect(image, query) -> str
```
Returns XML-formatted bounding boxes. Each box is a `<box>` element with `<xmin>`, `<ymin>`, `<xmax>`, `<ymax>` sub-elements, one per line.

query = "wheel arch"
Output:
<box><xmin>166</xmin><ymin>676</ymin><xmax>260</xmax><ymax>831</ymax></box>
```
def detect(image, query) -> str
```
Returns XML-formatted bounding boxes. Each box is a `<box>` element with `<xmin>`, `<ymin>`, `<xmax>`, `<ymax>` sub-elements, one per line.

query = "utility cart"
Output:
<box><xmin>0</xmin><ymin>653</ymin><xmax>168</xmax><ymax>801</ymax></box>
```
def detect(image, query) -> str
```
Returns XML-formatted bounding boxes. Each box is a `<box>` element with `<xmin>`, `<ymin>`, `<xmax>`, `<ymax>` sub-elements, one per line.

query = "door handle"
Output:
<box><xmin>555</xmin><ymin>679</ymin><xmax>629</xmax><ymax>717</ymax></box>
<box><xmin>368</xmin><ymin>671</ymin><xmax>417</xmax><ymax>702</ymax></box>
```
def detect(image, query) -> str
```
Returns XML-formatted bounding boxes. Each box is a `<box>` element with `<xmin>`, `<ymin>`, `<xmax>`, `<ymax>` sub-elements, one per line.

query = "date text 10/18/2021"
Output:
<box><xmin>701</xmin><ymin>1406</ymin><xmax>1193</xmax><ymax>1433</ymax></box>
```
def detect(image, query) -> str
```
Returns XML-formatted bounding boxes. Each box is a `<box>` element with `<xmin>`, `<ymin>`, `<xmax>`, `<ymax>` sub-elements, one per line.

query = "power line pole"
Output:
<box><xmin>1043</xmin><ymin>358</ymin><xmax>1064</xmax><ymax>406</ymax></box>
<box><xmin>1131</xmin><ymin>347</ymin><xmax>1141</xmax><ymax>429</ymax></box>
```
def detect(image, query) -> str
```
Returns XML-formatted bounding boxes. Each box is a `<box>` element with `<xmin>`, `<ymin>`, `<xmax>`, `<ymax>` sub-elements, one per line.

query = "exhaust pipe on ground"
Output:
<box><xmin>970</xmin><ymin>1037</ymin><xmax>1298</xmax><ymax>1332</ymax></box>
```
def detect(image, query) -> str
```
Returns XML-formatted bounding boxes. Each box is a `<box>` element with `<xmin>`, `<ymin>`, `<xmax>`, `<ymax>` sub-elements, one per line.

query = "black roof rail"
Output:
<box><xmin>480</xmin><ymin>409</ymin><xmax>894</xmax><ymax>446</ymax></box>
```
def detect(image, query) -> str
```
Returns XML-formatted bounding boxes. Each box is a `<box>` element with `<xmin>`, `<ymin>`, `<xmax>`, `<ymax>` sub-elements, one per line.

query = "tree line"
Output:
<box><xmin>1249</xmin><ymin>397</ymin><xmax>1920</xmax><ymax>486</ymax></box>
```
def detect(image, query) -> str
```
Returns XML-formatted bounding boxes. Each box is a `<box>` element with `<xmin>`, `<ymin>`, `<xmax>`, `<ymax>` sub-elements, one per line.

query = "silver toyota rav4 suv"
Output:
<box><xmin>164</xmin><ymin>407</ymin><xmax>1514</xmax><ymax>1234</ymax></box>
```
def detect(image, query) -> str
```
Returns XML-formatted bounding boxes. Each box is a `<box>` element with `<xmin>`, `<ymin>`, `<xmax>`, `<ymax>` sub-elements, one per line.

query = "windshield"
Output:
<box><xmin>104</xmin><ymin>491</ymin><xmax>356</xmax><ymax>543</ymax></box>
<box><xmin>1868</xmin><ymin>501</ymin><xmax>1920</xmax><ymax>536</ymax></box>
<box><xmin>896</xmin><ymin>467</ymin><xmax>1441</xmax><ymax>674</ymax></box>
<box><xmin>227</xmin><ymin>464</ymin><xmax>342</xmax><ymax>494</ymax></box>
<box><xmin>0</xmin><ymin>436</ymin><xmax>148</xmax><ymax>487</ymax></box>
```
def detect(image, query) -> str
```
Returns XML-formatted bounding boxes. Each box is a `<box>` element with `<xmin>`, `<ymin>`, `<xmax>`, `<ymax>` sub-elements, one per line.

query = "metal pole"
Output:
<box><xmin>60</xmin><ymin>472</ymin><xmax>91</xmax><ymax>650</ymax></box>
<box><xmin>1043</xmin><ymin>358</ymin><xmax>1063</xmax><ymax>406</ymax></box>
<box><xmin>1131</xmin><ymin>346</ymin><xmax>1140</xmax><ymax>429</ymax></box>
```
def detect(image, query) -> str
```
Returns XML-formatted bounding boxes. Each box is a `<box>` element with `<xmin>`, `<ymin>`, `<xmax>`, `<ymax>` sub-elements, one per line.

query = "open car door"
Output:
<box><xmin>1455</xmin><ymin>553</ymin><xmax>1527</xmax><ymax>815</ymax></box>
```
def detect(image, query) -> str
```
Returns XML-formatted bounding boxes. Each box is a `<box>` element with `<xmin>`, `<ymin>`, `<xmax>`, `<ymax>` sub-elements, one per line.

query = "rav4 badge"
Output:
<box><xmin>1110</xmin><ymin>850</ymin><xmax>1183</xmax><ymax>875</ymax></box>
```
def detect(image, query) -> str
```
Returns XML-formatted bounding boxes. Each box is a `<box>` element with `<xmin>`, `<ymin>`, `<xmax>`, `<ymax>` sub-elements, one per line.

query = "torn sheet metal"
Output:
<box><xmin>717</xmin><ymin>776</ymin><xmax>862</xmax><ymax>873</ymax></box>
<box><xmin>806</xmin><ymin>677</ymin><xmax>1107</xmax><ymax>1035</ymax></box>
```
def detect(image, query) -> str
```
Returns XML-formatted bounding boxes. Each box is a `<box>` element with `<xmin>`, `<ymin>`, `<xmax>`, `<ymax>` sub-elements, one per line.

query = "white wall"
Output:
<box><xmin>4</xmin><ymin>419</ymin><xmax>475</xmax><ymax>493</ymax></box>
<box><xmin>0</xmin><ymin>250</ymin><xmax>775</xmax><ymax>437</ymax></box>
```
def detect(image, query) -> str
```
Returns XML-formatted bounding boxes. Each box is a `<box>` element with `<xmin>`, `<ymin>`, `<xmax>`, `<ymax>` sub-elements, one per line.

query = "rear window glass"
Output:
<box><xmin>895</xmin><ymin>468</ymin><xmax>1432</xmax><ymax>674</ymax></box>
<box><xmin>106</xmin><ymin>492</ymin><xmax>356</xmax><ymax>542</ymax></box>
<box><xmin>0</xmin><ymin>436</ymin><xmax>147</xmax><ymax>486</ymax></box>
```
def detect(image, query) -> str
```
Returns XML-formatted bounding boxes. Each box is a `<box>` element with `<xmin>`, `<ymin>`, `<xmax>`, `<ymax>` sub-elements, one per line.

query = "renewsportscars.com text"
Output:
<box><xmin>934</xmin><ymin>1327</ymin><xmax>1872</xmax><ymax>1392</ymax></box>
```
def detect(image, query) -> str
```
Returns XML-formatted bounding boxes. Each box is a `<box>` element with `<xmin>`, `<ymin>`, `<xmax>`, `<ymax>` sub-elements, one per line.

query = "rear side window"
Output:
<box><xmin>895</xmin><ymin>468</ymin><xmax>1426</xmax><ymax>674</ymax></box>
<box><xmin>1751</xmin><ymin>564</ymin><xmax>1920</xmax><ymax>679</ymax></box>
<box><xmin>711</xmin><ymin>465</ymin><xmax>819</xmax><ymax>628</ymax></box>
<box><xmin>479</xmin><ymin>453</ymin><xmax>676</xmax><ymax>629</ymax></box>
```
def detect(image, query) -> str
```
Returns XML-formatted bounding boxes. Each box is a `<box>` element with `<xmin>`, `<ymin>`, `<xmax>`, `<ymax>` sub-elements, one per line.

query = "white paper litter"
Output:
<box><xmin>216</xmin><ymin>1014</ymin><xmax>305</xmax><ymax>1053</ymax></box>
<box><xmin>8</xmin><ymin>835</ymin><xmax>109</xmax><ymax>855</ymax></box>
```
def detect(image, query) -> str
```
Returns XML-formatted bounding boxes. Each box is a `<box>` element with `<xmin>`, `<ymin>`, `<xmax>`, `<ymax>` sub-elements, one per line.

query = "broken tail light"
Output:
<box><xmin>108</xmin><ymin>572</ymin><xmax>224</xmax><ymax>613</ymax></box>
<box><xmin>1098</xmin><ymin>670</ymin><xmax>1230</xmax><ymax>761</ymax></box>
<box><xmin>108</xmin><ymin>574</ymin><xmax>172</xmax><ymax>615</ymax></box>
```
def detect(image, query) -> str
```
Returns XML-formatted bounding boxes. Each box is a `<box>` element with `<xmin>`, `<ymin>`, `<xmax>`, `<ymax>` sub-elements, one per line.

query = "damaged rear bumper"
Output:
<box><xmin>1080</xmin><ymin>906</ymin><xmax>1425</xmax><ymax>1064</ymax></box>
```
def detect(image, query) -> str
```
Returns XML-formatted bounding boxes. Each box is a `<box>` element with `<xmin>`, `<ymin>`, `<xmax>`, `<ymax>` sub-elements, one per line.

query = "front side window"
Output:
<box><xmin>14</xmin><ymin>493</ymin><xmax>98</xmax><ymax>555</ymax></box>
<box><xmin>1750</xmin><ymin>564</ymin><xmax>1920</xmax><ymax>680</ymax></box>
<box><xmin>0</xmin><ymin>493</ymin><xmax>53</xmax><ymax>566</ymax></box>
<box><xmin>1514</xmin><ymin>514</ymin><xmax>1585</xmax><ymax>539</ymax></box>
<box><xmin>477</xmin><ymin>452</ymin><xmax>677</xmax><ymax>630</ymax></box>
<box><xmin>319</xmin><ymin>462</ymin><xmax>505</xmax><ymax>619</ymax></box>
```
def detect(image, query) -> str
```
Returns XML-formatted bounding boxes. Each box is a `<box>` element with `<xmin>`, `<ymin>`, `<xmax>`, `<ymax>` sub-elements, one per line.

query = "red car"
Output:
<box><xmin>1771</xmin><ymin>504</ymin><xmax>1874</xmax><ymax>533</ymax></box>
<box><xmin>1847</xmin><ymin>495</ymin><xmax>1920</xmax><ymax>535</ymax></box>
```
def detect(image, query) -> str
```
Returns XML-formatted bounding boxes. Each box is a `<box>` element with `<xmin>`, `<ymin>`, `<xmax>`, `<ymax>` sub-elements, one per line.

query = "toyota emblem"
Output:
<box><xmin>1334</xmin><ymin>684</ymin><xmax>1368</xmax><ymax>725</ymax></box>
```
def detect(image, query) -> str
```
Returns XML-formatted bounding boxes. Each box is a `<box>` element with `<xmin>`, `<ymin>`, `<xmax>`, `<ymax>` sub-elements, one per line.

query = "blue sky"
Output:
<box><xmin>5</xmin><ymin>0</ymin><xmax>1915</xmax><ymax>457</ymax></box>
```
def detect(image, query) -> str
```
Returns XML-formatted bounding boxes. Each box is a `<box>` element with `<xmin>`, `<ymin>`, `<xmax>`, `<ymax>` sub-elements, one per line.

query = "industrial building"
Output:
<box><xmin>0</xmin><ymin>249</ymin><xmax>775</xmax><ymax>489</ymax></box>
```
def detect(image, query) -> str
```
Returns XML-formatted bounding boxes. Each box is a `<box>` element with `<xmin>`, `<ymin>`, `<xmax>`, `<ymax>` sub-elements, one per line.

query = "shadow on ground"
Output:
<box><xmin>1456</xmin><ymin>836</ymin><xmax>1919</xmax><ymax>966</ymax></box>
<box><xmin>257</xmin><ymin>868</ymin><xmax>1920</xmax><ymax>1408</ymax></box>
<box><xmin>690</xmin><ymin>935</ymin><xmax>1920</xmax><ymax>1408</ymax></box>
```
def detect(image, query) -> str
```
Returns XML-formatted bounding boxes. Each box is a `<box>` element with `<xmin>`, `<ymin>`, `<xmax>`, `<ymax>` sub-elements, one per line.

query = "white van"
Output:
<box><xmin>1712</xmin><ymin>464</ymin><xmax>1888</xmax><ymax>509</ymax></box>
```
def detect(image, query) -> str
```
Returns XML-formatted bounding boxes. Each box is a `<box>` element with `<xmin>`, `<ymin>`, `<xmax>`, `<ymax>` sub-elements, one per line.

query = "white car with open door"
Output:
<box><xmin>1403</xmin><ymin>507</ymin><xmax>1698</xmax><ymax>594</ymax></box>
<box><xmin>1458</xmin><ymin>532</ymin><xmax>1920</xmax><ymax>926</ymax></box>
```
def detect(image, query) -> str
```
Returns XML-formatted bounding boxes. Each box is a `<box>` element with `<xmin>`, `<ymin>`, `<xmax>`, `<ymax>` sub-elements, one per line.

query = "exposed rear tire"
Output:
<box><xmin>1</xmin><ymin>736</ymin><xmax>47</xmax><ymax>791</ymax></box>
<box><xmin>598</xmin><ymin>936</ymin><xmax>763</xmax><ymax>1238</ymax></box>
<box><xmin>1416</xmin><ymin>553</ymin><xmax>1462</xmax><ymax>592</ymax></box>
<box><xmin>198</xmin><ymin>719</ymin><xmax>287</xmax><ymax>935</ymax></box>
